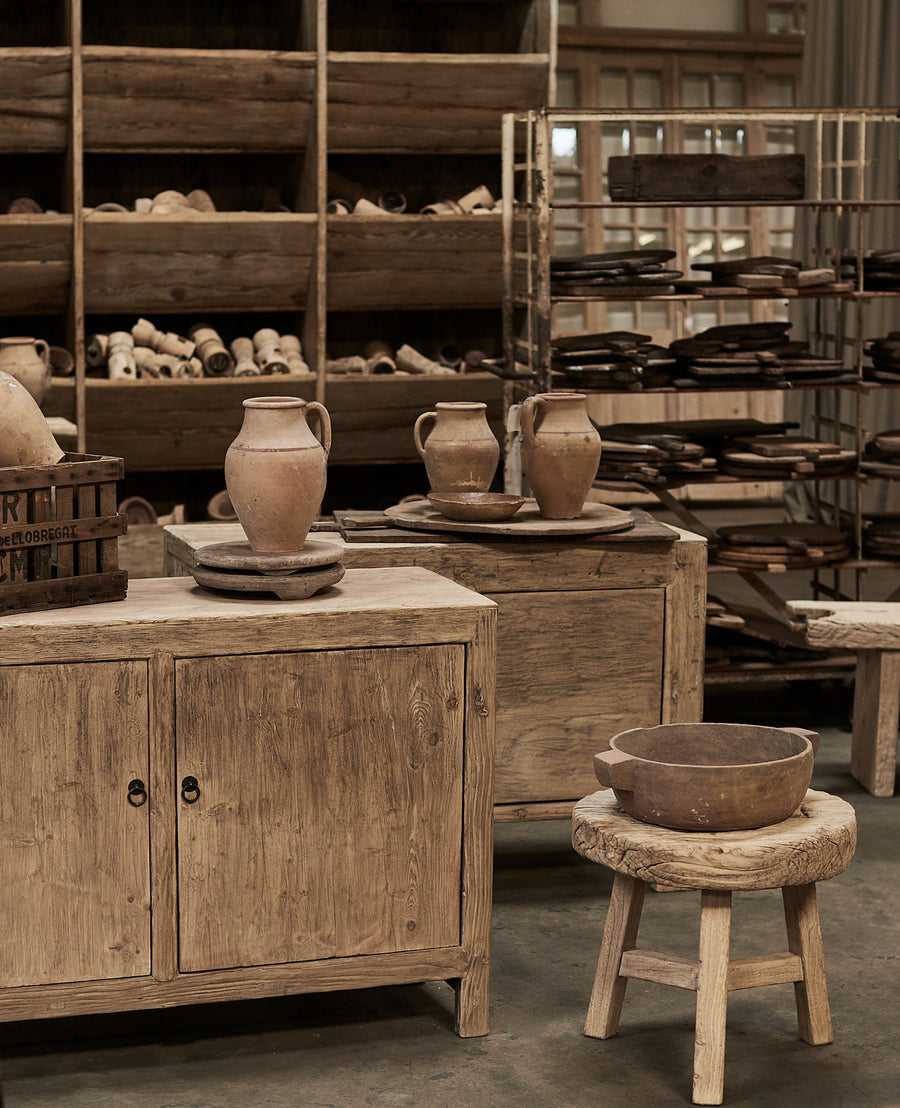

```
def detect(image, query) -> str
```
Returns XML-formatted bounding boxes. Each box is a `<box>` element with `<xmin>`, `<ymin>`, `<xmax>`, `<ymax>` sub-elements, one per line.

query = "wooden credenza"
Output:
<box><xmin>0</xmin><ymin>569</ymin><xmax>495</xmax><ymax>1034</ymax></box>
<box><xmin>164</xmin><ymin>514</ymin><xmax>707</xmax><ymax>821</ymax></box>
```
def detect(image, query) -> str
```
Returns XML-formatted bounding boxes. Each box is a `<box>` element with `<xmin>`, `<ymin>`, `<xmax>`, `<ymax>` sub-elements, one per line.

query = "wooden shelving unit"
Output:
<box><xmin>1</xmin><ymin>0</ymin><xmax>556</xmax><ymax>472</ymax></box>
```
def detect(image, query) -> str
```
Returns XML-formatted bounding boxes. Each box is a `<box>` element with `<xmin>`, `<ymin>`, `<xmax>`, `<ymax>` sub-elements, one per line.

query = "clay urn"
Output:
<box><xmin>0</xmin><ymin>336</ymin><xmax>52</xmax><ymax>406</ymax></box>
<box><xmin>224</xmin><ymin>396</ymin><xmax>331</xmax><ymax>553</ymax></box>
<box><xmin>413</xmin><ymin>401</ymin><xmax>500</xmax><ymax>492</ymax></box>
<box><xmin>520</xmin><ymin>392</ymin><xmax>602</xmax><ymax>518</ymax></box>
<box><xmin>0</xmin><ymin>370</ymin><xmax>65</xmax><ymax>466</ymax></box>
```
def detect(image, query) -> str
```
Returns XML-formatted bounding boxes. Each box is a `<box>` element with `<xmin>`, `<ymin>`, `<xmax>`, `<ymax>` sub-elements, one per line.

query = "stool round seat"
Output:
<box><xmin>573</xmin><ymin>787</ymin><xmax>857</xmax><ymax>1105</ymax></box>
<box><xmin>573</xmin><ymin>788</ymin><xmax>857</xmax><ymax>890</ymax></box>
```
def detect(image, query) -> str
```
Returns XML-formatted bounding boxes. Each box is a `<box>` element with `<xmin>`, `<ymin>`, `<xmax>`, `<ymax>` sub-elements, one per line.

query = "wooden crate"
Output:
<box><xmin>0</xmin><ymin>453</ymin><xmax>127</xmax><ymax>616</ymax></box>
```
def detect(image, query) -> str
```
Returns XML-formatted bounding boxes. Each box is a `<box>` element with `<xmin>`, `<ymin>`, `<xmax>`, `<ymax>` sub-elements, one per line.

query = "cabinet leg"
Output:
<box><xmin>782</xmin><ymin>883</ymin><xmax>833</xmax><ymax>1046</ymax></box>
<box><xmin>693</xmin><ymin>890</ymin><xmax>731</xmax><ymax>1106</ymax></box>
<box><xmin>584</xmin><ymin>872</ymin><xmax>646</xmax><ymax>1039</ymax></box>
<box><xmin>852</xmin><ymin>650</ymin><xmax>900</xmax><ymax>797</ymax></box>
<box><xmin>453</xmin><ymin>960</ymin><xmax>490</xmax><ymax>1037</ymax></box>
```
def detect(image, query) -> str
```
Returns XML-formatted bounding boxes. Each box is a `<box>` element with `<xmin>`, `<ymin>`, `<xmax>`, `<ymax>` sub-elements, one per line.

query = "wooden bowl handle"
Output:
<box><xmin>781</xmin><ymin>726</ymin><xmax>820</xmax><ymax>755</ymax></box>
<box><xmin>593</xmin><ymin>748</ymin><xmax>635</xmax><ymax>790</ymax></box>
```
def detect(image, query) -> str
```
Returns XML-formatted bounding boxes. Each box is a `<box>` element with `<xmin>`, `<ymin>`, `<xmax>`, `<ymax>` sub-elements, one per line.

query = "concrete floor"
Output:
<box><xmin>1</xmin><ymin>681</ymin><xmax>897</xmax><ymax>1108</ymax></box>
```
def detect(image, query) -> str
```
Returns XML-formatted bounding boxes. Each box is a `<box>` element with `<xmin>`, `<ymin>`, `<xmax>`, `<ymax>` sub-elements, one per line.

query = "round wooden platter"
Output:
<box><xmin>191</xmin><ymin>561</ymin><xmax>345</xmax><ymax>600</ymax></box>
<box><xmin>195</xmin><ymin>539</ymin><xmax>343</xmax><ymax>574</ymax></box>
<box><xmin>384</xmin><ymin>497</ymin><xmax>635</xmax><ymax>537</ymax></box>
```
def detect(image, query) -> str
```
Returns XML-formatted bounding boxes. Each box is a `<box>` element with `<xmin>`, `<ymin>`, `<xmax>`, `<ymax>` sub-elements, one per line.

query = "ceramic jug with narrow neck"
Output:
<box><xmin>0</xmin><ymin>371</ymin><xmax>65</xmax><ymax>466</ymax></box>
<box><xmin>0</xmin><ymin>336</ymin><xmax>52</xmax><ymax>406</ymax></box>
<box><xmin>413</xmin><ymin>401</ymin><xmax>499</xmax><ymax>492</ymax></box>
<box><xmin>225</xmin><ymin>396</ymin><xmax>331</xmax><ymax>552</ymax></box>
<box><xmin>520</xmin><ymin>392</ymin><xmax>602</xmax><ymax>519</ymax></box>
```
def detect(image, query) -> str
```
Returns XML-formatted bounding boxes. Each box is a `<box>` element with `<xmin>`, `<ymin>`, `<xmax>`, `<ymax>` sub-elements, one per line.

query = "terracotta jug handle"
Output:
<box><xmin>593</xmin><ymin>748</ymin><xmax>635</xmax><ymax>791</ymax></box>
<box><xmin>306</xmin><ymin>401</ymin><xmax>331</xmax><ymax>456</ymax></box>
<box><xmin>34</xmin><ymin>339</ymin><xmax>50</xmax><ymax>366</ymax></box>
<box><xmin>413</xmin><ymin>411</ymin><xmax>437</xmax><ymax>458</ymax></box>
<box><xmin>519</xmin><ymin>395</ymin><xmax>541</xmax><ymax>448</ymax></box>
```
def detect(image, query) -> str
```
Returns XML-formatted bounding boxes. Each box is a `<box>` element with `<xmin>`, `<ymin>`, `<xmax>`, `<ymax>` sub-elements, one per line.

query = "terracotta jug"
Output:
<box><xmin>413</xmin><ymin>401</ymin><xmax>499</xmax><ymax>492</ymax></box>
<box><xmin>0</xmin><ymin>336</ymin><xmax>52</xmax><ymax>406</ymax></box>
<box><xmin>225</xmin><ymin>396</ymin><xmax>331</xmax><ymax>553</ymax></box>
<box><xmin>520</xmin><ymin>392</ymin><xmax>602</xmax><ymax>519</ymax></box>
<box><xmin>0</xmin><ymin>371</ymin><xmax>65</xmax><ymax>466</ymax></box>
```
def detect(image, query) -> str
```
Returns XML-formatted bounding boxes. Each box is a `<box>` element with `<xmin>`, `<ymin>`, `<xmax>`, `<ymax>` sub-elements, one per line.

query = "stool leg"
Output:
<box><xmin>584</xmin><ymin>872</ymin><xmax>646</xmax><ymax>1039</ymax></box>
<box><xmin>782</xmin><ymin>883</ymin><xmax>833</xmax><ymax>1045</ymax></box>
<box><xmin>852</xmin><ymin>650</ymin><xmax>900</xmax><ymax>797</ymax></box>
<box><xmin>693</xmin><ymin>889</ymin><xmax>732</xmax><ymax>1107</ymax></box>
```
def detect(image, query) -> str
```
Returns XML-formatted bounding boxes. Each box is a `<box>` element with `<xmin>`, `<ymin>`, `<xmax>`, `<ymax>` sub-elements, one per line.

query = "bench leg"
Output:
<box><xmin>783</xmin><ymin>883</ymin><xmax>833</xmax><ymax>1045</ymax></box>
<box><xmin>693</xmin><ymin>889</ymin><xmax>731</xmax><ymax>1106</ymax></box>
<box><xmin>584</xmin><ymin>872</ymin><xmax>646</xmax><ymax>1039</ymax></box>
<box><xmin>852</xmin><ymin>650</ymin><xmax>900</xmax><ymax>797</ymax></box>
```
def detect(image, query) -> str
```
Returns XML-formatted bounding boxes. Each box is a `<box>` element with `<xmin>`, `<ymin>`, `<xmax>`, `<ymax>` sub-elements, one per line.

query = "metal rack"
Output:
<box><xmin>501</xmin><ymin>107</ymin><xmax>900</xmax><ymax>617</ymax></box>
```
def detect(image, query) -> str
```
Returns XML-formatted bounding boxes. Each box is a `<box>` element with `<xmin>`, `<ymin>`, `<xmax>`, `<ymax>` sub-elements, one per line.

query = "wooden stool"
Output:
<box><xmin>572</xmin><ymin>789</ymin><xmax>857</xmax><ymax>1106</ymax></box>
<box><xmin>788</xmin><ymin>600</ymin><xmax>900</xmax><ymax>796</ymax></box>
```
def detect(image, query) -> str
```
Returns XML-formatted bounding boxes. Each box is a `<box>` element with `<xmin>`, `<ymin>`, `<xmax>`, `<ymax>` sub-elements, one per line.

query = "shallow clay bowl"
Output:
<box><xmin>427</xmin><ymin>491</ymin><xmax>526</xmax><ymax>522</ymax></box>
<box><xmin>593</xmin><ymin>722</ymin><xmax>819</xmax><ymax>831</ymax></box>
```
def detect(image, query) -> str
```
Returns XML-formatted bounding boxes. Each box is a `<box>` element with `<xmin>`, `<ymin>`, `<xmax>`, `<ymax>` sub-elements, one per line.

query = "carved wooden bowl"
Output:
<box><xmin>593</xmin><ymin>722</ymin><xmax>819</xmax><ymax>831</ymax></box>
<box><xmin>427</xmin><ymin>491</ymin><xmax>525</xmax><ymax>522</ymax></box>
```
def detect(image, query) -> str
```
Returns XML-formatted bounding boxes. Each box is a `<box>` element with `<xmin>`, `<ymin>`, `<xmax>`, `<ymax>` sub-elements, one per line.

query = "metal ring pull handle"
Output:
<box><xmin>181</xmin><ymin>775</ymin><xmax>201</xmax><ymax>804</ymax></box>
<box><xmin>127</xmin><ymin>779</ymin><xmax>148</xmax><ymax>807</ymax></box>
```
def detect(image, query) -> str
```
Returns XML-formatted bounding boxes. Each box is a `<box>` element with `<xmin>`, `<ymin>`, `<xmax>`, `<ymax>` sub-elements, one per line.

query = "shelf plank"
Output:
<box><xmin>0</xmin><ymin>215</ymin><xmax>72</xmax><ymax>314</ymax></box>
<box><xmin>45</xmin><ymin>373</ymin><xmax>504</xmax><ymax>470</ymax></box>
<box><xmin>82</xmin><ymin>212</ymin><xmax>317</xmax><ymax>313</ymax></box>
<box><xmin>328</xmin><ymin>54</ymin><xmax>549</xmax><ymax>151</ymax></box>
<box><xmin>81</xmin><ymin>47</ymin><xmax>316</xmax><ymax>151</ymax></box>
<box><xmin>0</xmin><ymin>48</ymin><xmax>71</xmax><ymax>152</ymax></box>
<box><xmin>327</xmin><ymin>214</ymin><xmax>502</xmax><ymax>309</ymax></box>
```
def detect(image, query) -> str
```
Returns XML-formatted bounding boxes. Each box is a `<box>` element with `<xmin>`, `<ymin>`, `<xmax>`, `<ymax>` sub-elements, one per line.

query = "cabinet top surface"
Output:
<box><xmin>0</xmin><ymin>568</ymin><xmax>495</xmax><ymax>638</ymax></box>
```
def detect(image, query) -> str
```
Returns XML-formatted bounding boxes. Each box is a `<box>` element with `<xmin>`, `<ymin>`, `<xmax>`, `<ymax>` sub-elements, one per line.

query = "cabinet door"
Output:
<box><xmin>0</xmin><ymin>661</ymin><xmax>151</xmax><ymax>987</ymax></box>
<box><xmin>176</xmin><ymin>645</ymin><xmax>465</xmax><ymax>972</ymax></box>
<box><xmin>491</xmin><ymin>588</ymin><xmax>666</xmax><ymax>804</ymax></box>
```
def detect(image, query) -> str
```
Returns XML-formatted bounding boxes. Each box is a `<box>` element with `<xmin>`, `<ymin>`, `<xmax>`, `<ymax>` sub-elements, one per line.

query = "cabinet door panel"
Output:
<box><xmin>0</xmin><ymin>661</ymin><xmax>151</xmax><ymax>987</ymax></box>
<box><xmin>490</xmin><ymin>589</ymin><xmax>665</xmax><ymax>804</ymax></box>
<box><xmin>176</xmin><ymin>645</ymin><xmax>464</xmax><ymax>972</ymax></box>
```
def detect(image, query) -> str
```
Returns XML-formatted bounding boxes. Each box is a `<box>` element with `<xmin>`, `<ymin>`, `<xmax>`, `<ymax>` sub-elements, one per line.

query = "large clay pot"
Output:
<box><xmin>0</xmin><ymin>336</ymin><xmax>52</xmax><ymax>406</ymax></box>
<box><xmin>0</xmin><ymin>371</ymin><xmax>65</xmax><ymax>466</ymax></box>
<box><xmin>413</xmin><ymin>401</ymin><xmax>499</xmax><ymax>492</ymax></box>
<box><xmin>224</xmin><ymin>396</ymin><xmax>331</xmax><ymax>553</ymax></box>
<box><xmin>520</xmin><ymin>392</ymin><xmax>602</xmax><ymax>519</ymax></box>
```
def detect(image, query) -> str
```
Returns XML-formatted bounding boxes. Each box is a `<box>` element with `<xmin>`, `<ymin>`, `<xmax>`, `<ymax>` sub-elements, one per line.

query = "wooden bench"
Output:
<box><xmin>573</xmin><ymin>789</ymin><xmax>857</xmax><ymax>1106</ymax></box>
<box><xmin>788</xmin><ymin>600</ymin><xmax>900</xmax><ymax>796</ymax></box>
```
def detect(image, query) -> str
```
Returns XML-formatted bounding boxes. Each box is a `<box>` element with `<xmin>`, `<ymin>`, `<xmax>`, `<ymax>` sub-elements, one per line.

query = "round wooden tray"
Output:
<box><xmin>191</xmin><ymin>561</ymin><xmax>345</xmax><ymax>600</ymax></box>
<box><xmin>195</xmin><ymin>538</ymin><xmax>343</xmax><ymax>574</ymax></box>
<box><xmin>384</xmin><ymin>498</ymin><xmax>635</xmax><ymax>537</ymax></box>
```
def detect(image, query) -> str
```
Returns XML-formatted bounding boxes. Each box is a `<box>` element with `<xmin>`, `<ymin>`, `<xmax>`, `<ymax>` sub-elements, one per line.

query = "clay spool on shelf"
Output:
<box><xmin>230</xmin><ymin>336</ymin><xmax>260</xmax><ymax>377</ymax></box>
<box><xmin>252</xmin><ymin>329</ymin><xmax>290</xmax><ymax>375</ymax></box>
<box><xmin>189</xmin><ymin>323</ymin><xmax>234</xmax><ymax>377</ymax></box>
<box><xmin>132</xmin><ymin>318</ymin><xmax>195</xmax><ymax>360</ymax></box>
<box><xmin>364</xmin><ymin>341</ymin><xmax>397</xmax><ymax>375</ymax></box>
<box><xmin>107</xmin><ymin>332</ymin><xmax>137</xmax><ymax>380</ymax></box>
<box><xmin>281</xmin><ymin>334</ymin><xmax>311</xmax><ymax>375</ymax></box>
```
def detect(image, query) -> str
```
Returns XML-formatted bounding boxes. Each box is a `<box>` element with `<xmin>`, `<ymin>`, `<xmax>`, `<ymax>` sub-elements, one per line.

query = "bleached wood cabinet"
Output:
<box><xmin>0</xmin><ymin>570</ymin><xmax>496</xmax><ymax>1035</ymax></box>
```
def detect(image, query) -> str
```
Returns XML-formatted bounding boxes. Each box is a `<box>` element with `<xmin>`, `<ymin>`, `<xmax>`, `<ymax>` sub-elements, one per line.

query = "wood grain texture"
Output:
<box><xmin>0</xmin><ymin>570</ymin><xmax>494</xmax><ymax>664</ymax></box>
<box><xmin>572</xmin><ymin>789</ymin><xmax>857</xmax><ymax>891</ymax></box>
<box><xmin>327</xmin><ymin>55</ymin><xmax>548</xmax><ymax>152</ymax></box>
<box><xmin>82</xmin><ymin>48</ymin><xmax>315</xmax><ymax>151</ymax></box>
<box><xmin>662</xmin><ymin>528</ymin><xmax>707</xmax><ymax>724</ymax></box>
<box><xmin>851</xmin><ymin>650</ymin><xmax>900</xmax><ymax>796</ymax></box>
<box><xmin>0</xmin><ymin>48</ymin><xmax>71</xmax><ymax>151</ymax></box>
<box><xmin>693</xmin><ymin>890</ymin><xmax>731</xmax><ymax>1106</ymax></box>
<box><xmin>788</xmin><ymin>600</ymin><xmax>900</xmax><ymax>648</ymax></box>
<box><xmin>0</xmin><ymin>216</ymin><xmax>72</xmax><ymax>315</ymax></box>
<box><xmin>782</xmin><ymin>883</ymin><xmax>833</xmax><ymax>1045</ymax></box>
<box><xmin>83</xmin><ymin>213</ymin><xmax>317</xmax><ymax>314</ymax></box>
<box><xmin>491</xmin><ymin>588</ymin><xmax>665</xmax><ymax>803</ymax></box>
<box><xmin>327</xmin><ymin>214</ymin><xmax>502</xmax><ymax>309</ymax></box>
<box><xmin>584</xmin><ymin>872</ymin><xmax>645</xmax><ymax>1039</ymax></box>
<box><xmin>0</xmin><ymin>661</ymin><xmax>150</xmax><ymax>987</ymax></box>
<box><xmin>456</xmin><ymin>604</ymin><xmax>495</xmax><ymax>1036</ymax></box>
<box><xmin>176</xmin><ymin>646</ymin><xmax>464</xmax><ymax>971</ymax></box>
